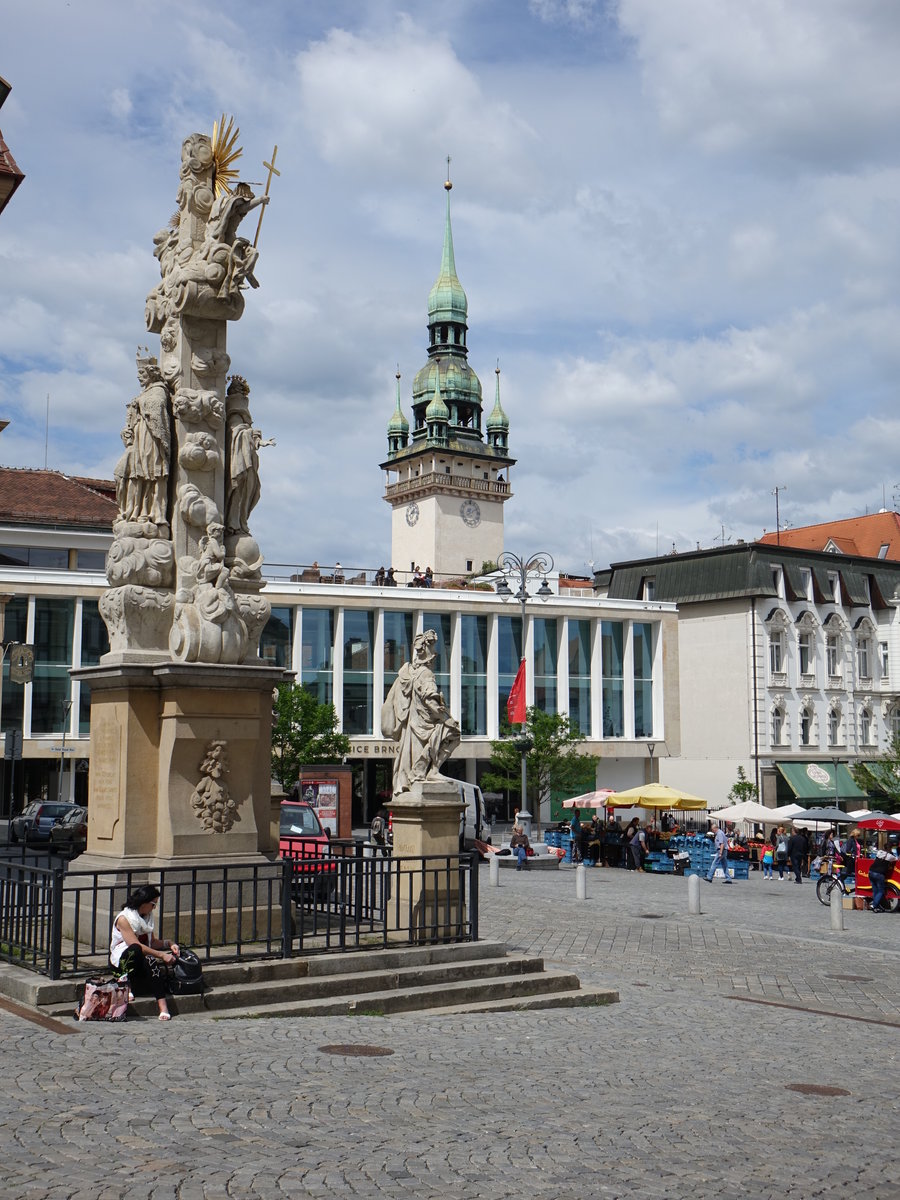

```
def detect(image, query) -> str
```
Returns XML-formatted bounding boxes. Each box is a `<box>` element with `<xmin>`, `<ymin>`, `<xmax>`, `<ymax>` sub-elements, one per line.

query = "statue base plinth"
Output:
<box><xmin>72</xmin><ymin>660</ymin><xmax>291</xmax><ymax>864</ymax></box>
<box><xmin>389</xmin><ymin>779</ymin><xmax>466</xmax><ymax>942</ymax></box>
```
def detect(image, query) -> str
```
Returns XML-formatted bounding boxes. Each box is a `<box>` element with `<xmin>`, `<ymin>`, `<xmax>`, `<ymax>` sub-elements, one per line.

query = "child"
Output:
<box><xmin>761</xmin><ymin>842</ymin><xmax>774</xmax><ymax>878</ymax></box>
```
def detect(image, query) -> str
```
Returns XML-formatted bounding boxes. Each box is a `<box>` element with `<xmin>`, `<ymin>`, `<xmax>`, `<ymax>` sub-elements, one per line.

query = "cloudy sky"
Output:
<box><xmin>4</xmin><ymin>0</ymin><xmax>900</xmax><ymax>576</ymax></box>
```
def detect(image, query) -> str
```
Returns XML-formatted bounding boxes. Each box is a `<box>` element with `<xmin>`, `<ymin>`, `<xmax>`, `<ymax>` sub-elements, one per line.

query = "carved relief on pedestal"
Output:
<box><xmin>106</xmin><ymin>537</ymin><xmax>174</xmax><ymax>589</ymax></box>
<box><xmin>233</xmin><ymin>591</ymin><xmax>271</xmax><ymax>656</ymax></box>
<box><xmin>190</xmin><ymin>739</ymin><xmax>239</xmax><ymax>833</ymax></box>
<box><xmin>99</xmin><ymin>585</ymin><xmax>174</xmax><ymax>656</ymax></box>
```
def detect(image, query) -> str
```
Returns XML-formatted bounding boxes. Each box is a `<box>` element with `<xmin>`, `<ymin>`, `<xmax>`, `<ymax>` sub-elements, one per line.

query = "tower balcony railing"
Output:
<box><xmin>383</xmin><ymin>471</ymin><xmax>510</xmax><ymax>500</ymax></box>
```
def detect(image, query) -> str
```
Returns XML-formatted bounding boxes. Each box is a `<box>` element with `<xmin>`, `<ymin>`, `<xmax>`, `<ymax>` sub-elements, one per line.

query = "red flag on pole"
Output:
<box><xmin>507</xmin><ymin>658</ymin><xmax>526</xmax><ymax>725</ymax></box>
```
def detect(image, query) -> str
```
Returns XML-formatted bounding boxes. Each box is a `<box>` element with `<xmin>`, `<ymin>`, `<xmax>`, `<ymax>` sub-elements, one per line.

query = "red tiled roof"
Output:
<box><xmin>0</xmin><ymin>468</ymin><xmax>117</xmax><ymax>529</ymax></box>
<box><xmin>758</xmin><ymin>512</ymin><xmax>900</xmax><ymax>561</ymax></box>
<box><xmin>0</xmin><ymin>129</ymin><xmax>24</xmax><ymax>217</ymax></box>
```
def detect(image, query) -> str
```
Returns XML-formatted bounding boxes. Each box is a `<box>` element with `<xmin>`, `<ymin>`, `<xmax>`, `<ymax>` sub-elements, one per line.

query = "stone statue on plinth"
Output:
<box><xmin>381</xmin><ymin>629</ymin><xmax>461</xmax><ymax>797</ymax></box>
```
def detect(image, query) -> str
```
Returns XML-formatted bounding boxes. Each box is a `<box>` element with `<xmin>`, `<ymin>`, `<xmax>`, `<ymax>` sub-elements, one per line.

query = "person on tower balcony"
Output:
<box><xmin>424</xmin><ymin>566</ymin><xmax>434</xmax><ymax>587</ymax></box>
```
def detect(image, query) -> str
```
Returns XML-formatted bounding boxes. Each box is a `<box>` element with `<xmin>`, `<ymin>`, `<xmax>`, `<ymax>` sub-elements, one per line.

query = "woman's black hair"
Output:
<box><xmin>125</xmin><ymin>883</ymin><xmax>161</xmax><ymax>910</ymax></box>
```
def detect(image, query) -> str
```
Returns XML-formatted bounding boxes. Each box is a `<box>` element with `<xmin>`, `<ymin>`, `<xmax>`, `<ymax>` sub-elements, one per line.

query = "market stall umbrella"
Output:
<box><xmin>769</xmin><ymin>803</ymin><xmax>805</xmax><ymax>820</ymax></box>
<box><xmin>604</xmin><ymin>782</ymin><xmax>708</xmax><ymax>811</ymax></box>
<box><xmin>709</xmin><ymin>800</ymin><xmax>781</xmax><ymax>824</ymax></box>
<box><xmin>789</xmin><ymin>805</ymin><xmax>856</xmax><ymax>829</ymax></box>
<box><xmin>562</xmin><ymin>789</ymin><xmax>615</xmax><ymax>809</ymax></box>
<box><xmin>857</xmin><ymin>816</ymin><xmax>900</xmax><ymax>832</ymax></box>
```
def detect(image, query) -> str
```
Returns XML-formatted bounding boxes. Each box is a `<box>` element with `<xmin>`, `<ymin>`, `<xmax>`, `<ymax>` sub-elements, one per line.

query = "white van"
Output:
<box><xmin>457</xmin><ymin>782</ymin><xmax>491</xmax><ymax>851</ymax></box>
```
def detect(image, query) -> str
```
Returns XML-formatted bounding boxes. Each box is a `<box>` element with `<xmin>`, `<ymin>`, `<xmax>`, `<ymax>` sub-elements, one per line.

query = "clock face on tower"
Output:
<box><xmin>460</xmin><ymin>499</ymin><xmax>481</xmax><ymax>528</ymax></box>
<box><xmin>405</xmin><ymin>502</ymin><xmax>419</xmax><ymax>526</ymax></box>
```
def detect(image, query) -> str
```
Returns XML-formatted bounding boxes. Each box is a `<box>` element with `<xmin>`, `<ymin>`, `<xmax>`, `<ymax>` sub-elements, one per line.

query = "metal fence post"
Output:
<box><xmin>281</xmin><ymin>856</ymin><xmax>294</xmax><ymax>958</ymax></box>
<box><xmin>48</xmin><ymin>867</ymin><xmax>64</xmax><ymax>979</ymax></box>
<box><xmin>469</xmin><ymin>850</ymin><xmax>479</xmax><ymax>941</ymax></box>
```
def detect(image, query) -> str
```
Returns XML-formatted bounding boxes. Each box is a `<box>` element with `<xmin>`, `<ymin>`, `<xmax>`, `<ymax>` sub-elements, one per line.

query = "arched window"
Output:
<box><xmin>827</xmin><ymin>706</ymin><xmax>840</xmax><ymax>747</ymax></box>
<box><xmin>799</xmin><ymin>705</ymin><xmax>813</xmax><ymax>746</ymax></box>
<box><xmin>860</xmin><ymin>707</ymin><xmax>872</xmax><ymax>746</ymax></box>
<box><xmin>890</xmin><ymin>705</ymin><xmax>900</xmax><ymax>738</ymax></box>
<box><xmin>772</xmin><ymin>706</ymin><xmax>785</xmax><ymax>746</ymax></box>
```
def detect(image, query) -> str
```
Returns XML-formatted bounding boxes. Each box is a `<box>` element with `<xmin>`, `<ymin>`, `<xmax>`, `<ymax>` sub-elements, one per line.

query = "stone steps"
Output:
<box><xmin>24</xmin><ymin>941</ymin><xmax>618</xmax><ymax>1021</ymax></box>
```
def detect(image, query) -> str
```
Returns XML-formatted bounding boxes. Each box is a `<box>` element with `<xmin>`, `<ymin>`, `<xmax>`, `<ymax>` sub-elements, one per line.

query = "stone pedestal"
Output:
<box><xmin>389</xmin><ymin>778</ymin><xmax>466</xmax><ymax>941</ymax></box>
<box><xmin>72</xmin><ymin>660</ymin><xmax>289</xmax><ymax>871</ymax></box>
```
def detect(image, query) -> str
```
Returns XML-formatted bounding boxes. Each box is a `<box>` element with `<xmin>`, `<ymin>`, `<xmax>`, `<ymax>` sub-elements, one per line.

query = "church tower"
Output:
<box><xmin>381</xmin><ymin>175</ymin><xmax>515</xmax><ymax>580</ymax></box>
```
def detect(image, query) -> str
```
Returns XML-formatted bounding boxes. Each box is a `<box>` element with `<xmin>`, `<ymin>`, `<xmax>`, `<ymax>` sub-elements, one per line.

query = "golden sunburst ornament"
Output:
<box><xmin>211</xmin><ymin>114</ymin><xmax>242</xmax><ymax>196</ymax></box>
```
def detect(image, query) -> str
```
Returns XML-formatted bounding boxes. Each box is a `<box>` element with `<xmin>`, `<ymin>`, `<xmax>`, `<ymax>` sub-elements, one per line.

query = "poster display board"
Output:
<box><xmin>297</xmin><ymin>778</ymin><xmax>339</xmax><ymax>836</ymax></box>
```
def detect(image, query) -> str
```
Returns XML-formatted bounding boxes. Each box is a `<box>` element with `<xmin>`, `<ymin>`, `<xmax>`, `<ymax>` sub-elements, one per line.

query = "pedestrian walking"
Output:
<box><xmin>774</xmin><ymin>825</ymin><xmax>789</xmax><ymax>880</ymax></box>
<box><xmin>705</xmin><ymin>821</ymin><xmax>733</xmax><ymax>883</ymax></box>
<box><xmin>787</xmin><ymin>824</ymin><xmax>805</xmax><ymax>884</ymax></box>
<box><xmin>761</xmin><ymin>842</ymin><xmax>774</xmax><ymax>879</ymax></box>
<box><xmin>629</xmin><ymin>821</ymin><xmax>648</xmax><ymax>872</ymax></box>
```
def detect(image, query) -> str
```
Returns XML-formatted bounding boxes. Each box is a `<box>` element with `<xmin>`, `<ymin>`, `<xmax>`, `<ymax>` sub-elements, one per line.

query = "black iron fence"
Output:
<box><xmin>0</xmin><ymin>841</ymin><xmax>479</xmax><ymax>979</ymax></box>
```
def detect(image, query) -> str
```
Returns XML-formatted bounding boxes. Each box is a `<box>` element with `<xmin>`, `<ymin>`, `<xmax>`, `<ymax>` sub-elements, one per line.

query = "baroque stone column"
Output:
<box><xmin>79</xmin><ymin>129</ymin><xmax>285</xmax><ymax>874</ymax></box>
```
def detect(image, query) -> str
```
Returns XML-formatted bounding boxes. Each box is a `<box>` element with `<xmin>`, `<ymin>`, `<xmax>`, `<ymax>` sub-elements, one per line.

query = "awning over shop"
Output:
<box><xmin>775</xmin><ymin>761</ymin><xmax>867</xmax><ymax>803</ymax></box>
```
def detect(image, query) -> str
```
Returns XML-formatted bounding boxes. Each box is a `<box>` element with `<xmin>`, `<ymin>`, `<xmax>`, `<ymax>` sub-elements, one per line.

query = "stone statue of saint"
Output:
<box><xmin>225</xmin><ymin>377</ymin><xmax>274</xmax><ymax>535</ymax></box>
<box><xmin>114</xmin><ymin>356</ymin><xmax>171</xmax><ymax>526</ymax></box>
<box><xmin>381</xmin><ymin>630</ymin><xmax>461</xmax><ymax>797</ymax></box>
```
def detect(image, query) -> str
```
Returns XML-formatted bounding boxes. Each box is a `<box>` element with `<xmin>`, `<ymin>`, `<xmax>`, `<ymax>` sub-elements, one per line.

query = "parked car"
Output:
<box><xmin>279</xmin><ymin>800</ymin><xmax>336</xmax><ymax>903</ymax></box>
<box><xmin>48</xmin><ymin>805</ymin><xmax>88</xmax><ymax>857</ymax></box>
<box><xmin>10</xmin><ymin>801</ymin><xmax>82</xmax><ymax>845</ymax></box>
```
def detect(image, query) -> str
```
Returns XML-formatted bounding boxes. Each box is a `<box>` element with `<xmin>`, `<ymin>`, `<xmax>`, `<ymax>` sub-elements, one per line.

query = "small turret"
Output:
<box><xmin>425</xmin><ymin>371</ymin><xmax>450</xmax><ymax>446</ymax></box>
<box><xmin>386</xmin><ymin>369</ymin><xmax>409</xmax><ymax>453</ymax></box>
<box><xmin>486</xmin><ymin>363</ymin><xmax>510</xmax><ymax>451</ymax></box>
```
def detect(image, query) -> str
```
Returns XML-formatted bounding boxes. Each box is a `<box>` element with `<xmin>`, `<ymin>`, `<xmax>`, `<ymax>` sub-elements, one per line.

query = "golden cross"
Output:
<box><xmin>253</xmin><ymin>145</ymin><xmax>280</xmax><ymax>248</ymax></box>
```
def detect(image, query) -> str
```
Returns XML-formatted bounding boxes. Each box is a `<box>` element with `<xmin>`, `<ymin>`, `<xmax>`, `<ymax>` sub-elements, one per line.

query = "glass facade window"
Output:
<box><xmin>533</xmin><ymin>617</ymin><xmax>557</xmax><ymax>712</ymax></box>
<box><xmin>342</xmin><ymin>610</ymin><xmax>374</xmax><ymax>735</ymax></box>
<box><xmin>0</xmin><ymin>546</ymin><xmax>68</xmax><ymax>569</ymax></box>
<box><xmin>601</xmin><ymin>621</ymin><xmax>624</xmax><ymax>737</ymax></box>
<box><xmin>32</xmin><ymin>598</ymin><xmax>74</xmax><ymax>735</ymax></box>
<box><xmin>460</xmin><ymin>615</ymin><xmax>487</xmax><ymax>735</ymax></box>
<box><xmin>383</xmin><ymin>611</ymin><xmax>414</xmax><ymax>700</ymax></box>
<box><xmin>76</xmin><ymin>549</ymin><xmax>108</xmax><ymax>571</ymax></box>
<box><xmin>79</xmin><ymin>600</ymin><xmax>110</xmax><ymax>736</ymax></box>
<box><xmin>568</xmin><ymin>619</ymin><xmax>591</xmax><ymax>735</ymax></box>
<box><xmin>1</xmin><ymin>597</ymin><xmax>28</xmax><ymax>732</ymax></box>
<box><xmin>301</xmin><ymin>608</ymin><xmax>334</xmax><ymax>704</ymax></box>
<box><xmin>260</xmin><ymin>606</ymin><xmax>293</xmax><ymax>668</ymax></box>
<box><xmin>497</xmin><ymin>615</ymin><xmax>522</xmax><ymax>731</ymax></box>
<box><xmin>633</xmin><ymin>622</ymin><xmax>653</xmax><ymax>739</ymax></box>
<box><xmin>422</xmin><ymin>612</ymin><xmax>451</xmax><ymax>698</ymax></box>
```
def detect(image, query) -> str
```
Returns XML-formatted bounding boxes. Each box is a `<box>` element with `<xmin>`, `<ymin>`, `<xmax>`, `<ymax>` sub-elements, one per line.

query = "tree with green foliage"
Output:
<box><xmin>481</xmin><ymin>707</ymin><xmax>596</xmax><ymax>810</ymax></box>
<box><xmin>726</xmin><ymin>765</ymin><xmax>758</xmax><ymax>806</ymax></box>
<box><xmin>271</xmin><ymin>684</ymin><xmax>351</xmax><ymax>789</ymax></box>
<box><xmin>850</xmin><ymin>734</ymin><xmax>900</xmax><ymax>811</ymax></box>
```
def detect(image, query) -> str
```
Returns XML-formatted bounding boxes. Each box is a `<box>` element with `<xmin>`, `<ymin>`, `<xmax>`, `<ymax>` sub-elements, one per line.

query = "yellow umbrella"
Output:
<box><xmin>604</xmin><ymin>782</ymin><xmax>708</xmax><ymax>810</ymax></box>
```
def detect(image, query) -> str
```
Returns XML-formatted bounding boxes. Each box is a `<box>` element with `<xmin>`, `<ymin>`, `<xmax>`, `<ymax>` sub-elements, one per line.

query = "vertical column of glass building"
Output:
<box><xmin>601</xmin><ymin>620</ymin><xmax>624</xmax><ymax>737</ymax></box>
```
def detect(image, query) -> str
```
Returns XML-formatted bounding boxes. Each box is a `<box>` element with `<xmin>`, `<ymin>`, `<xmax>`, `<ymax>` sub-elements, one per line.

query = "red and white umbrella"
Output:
<box><xmin>562</xmin><ymin>789</ymin><xmax>615</xmax><ymax>809</ymax></box>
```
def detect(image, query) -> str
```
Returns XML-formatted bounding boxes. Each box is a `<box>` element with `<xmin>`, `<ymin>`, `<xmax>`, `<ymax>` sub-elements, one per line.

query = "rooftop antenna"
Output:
<box><xmin>772</xmin><ymin>484</ymin><xmax>787</xmax><ymax>545</ymax></box>
<box><xmin>44</xmin><ymin>393</ymin><xmax>50</xmax><ymax>468</ymax></box>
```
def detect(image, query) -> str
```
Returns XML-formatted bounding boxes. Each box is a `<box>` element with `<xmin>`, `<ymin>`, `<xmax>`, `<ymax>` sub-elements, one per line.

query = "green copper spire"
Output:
<box><xmin>427</xmin><ymin>177</ymin><xmax>468</xmax><ymax>326</ymax></box>
<box><xmin>486</xmin><ymin>362</ymin><xmax>509</xmax><ymax>433</ymax></box>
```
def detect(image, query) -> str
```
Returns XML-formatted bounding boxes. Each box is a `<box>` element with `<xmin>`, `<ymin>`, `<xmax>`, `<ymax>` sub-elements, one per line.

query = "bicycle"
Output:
<box><xmin>815</xmin><ymin>858</ymin><xmax>855</xmax><ymax>907</ymax></box>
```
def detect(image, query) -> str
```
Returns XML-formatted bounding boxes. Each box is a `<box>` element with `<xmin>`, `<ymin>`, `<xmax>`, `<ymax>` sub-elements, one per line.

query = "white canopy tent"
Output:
<box><xmin>709</xmin><ymin>800</ymin><xmax>781</xmax><ymax>824</ymax></box>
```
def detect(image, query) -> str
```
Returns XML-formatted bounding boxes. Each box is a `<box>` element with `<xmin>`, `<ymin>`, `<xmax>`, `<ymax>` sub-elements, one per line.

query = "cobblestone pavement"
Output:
<box><xmin>2</xmin><ymin>866</ymin><xmax>899</xmax><ymax>1200</ymax></box>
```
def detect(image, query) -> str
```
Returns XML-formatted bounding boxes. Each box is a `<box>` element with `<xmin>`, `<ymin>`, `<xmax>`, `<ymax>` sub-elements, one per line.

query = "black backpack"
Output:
<box><xmin>167</xmin><ymin>948</ymin><xmax>204</xmax><ymax>995</ymax></box>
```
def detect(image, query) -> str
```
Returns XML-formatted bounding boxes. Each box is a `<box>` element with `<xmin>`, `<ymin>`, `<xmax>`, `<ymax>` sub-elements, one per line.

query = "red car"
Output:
<box><xmin>279</xmin><ymin>801</ymin><xmax>336</xmax><ymax>902</ymax></box>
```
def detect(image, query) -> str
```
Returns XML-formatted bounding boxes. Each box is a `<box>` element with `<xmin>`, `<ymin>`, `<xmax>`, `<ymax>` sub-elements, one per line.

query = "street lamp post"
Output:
<box><xmin>57</xmin><ymin>699</ymin><xmax>74</xmax><ymax>805</ymax></box>
<box><xmin>831</xmin><ymin>755</ymin><xmax>841</xmax><ymax>810</ymax></box>
<box><xmin>495</xmin><ymin>550</ymin><xmax>554</xmax><ymax>831</ymax></box>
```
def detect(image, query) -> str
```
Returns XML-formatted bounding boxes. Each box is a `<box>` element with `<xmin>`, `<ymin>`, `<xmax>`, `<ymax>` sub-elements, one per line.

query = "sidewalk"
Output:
<box><xmin>1</xmin><ymin>862</ymin><xmax>896</xmax><ymax>1199</ymax></box>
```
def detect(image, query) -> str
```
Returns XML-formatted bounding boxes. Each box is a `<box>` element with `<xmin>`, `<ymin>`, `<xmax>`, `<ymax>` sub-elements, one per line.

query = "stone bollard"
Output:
<box><xmin>830</xmin><ymin>882</ymin><xmax>844</xmax><ymax>931</ymax></box>
<box><xmin>575</xmin><ymin>862</ymin><xmax>586</xmax><ymax>900</ymax></box>
<box><xmin>489</xmin><ymin>853</ymin><xmax>500</xmax><ymax>888</ymax></box>
<box><xmin>688</xmin><ymin>873</ymin><xmax>701</xmax><ymax>915</ymax></box>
